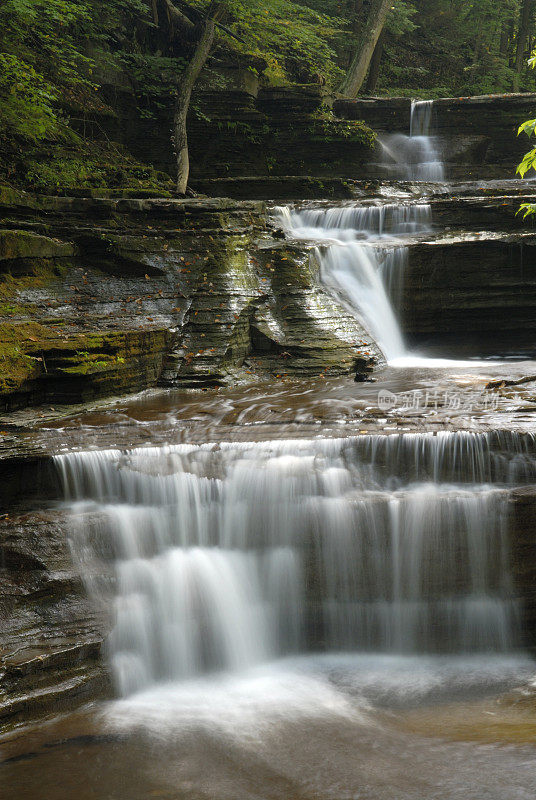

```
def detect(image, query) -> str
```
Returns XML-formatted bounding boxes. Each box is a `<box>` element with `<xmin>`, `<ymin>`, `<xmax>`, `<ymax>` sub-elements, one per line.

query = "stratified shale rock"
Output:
<box><xmin>0</xmin><ymin>189</ymin><xmax>381</xmax><ymax>410</ymax></box>
<box><xmin>0</xmin><ymin>510</ymin><xmax>111</xmax><ymax>728</ymax></box>
<box><xmin>402</xmin><ymin>232</ymin><xmax>536</xmax><ymax>346</ymax></box>
<box><xmin>509</xmin><ymin>488</ymin><xmax>536</xmax><ymax>650</ymax></box>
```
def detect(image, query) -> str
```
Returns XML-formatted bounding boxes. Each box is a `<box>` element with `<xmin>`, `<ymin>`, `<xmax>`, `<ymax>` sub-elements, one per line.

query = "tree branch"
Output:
<box><xmin>163</xmin><ymin>0</ymin><xmax>196</xmax><ymax>37</ymax></box>
<box><xmin>165</xmin><ymin>0</ymin><xmax>245</xmax><ymax>43</ymax></box>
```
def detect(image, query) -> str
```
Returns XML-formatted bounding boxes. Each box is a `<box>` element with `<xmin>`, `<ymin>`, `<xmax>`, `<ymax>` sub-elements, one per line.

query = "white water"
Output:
<box><xmin>380</xmin><ymin>99</ymin><xmax>445</xmax><ymax>181</ymax></box>
<box><xmin>56</xmin><ymin>431</ymin><xmax>534</xmax><ymax>698</ymax></box>
<box><xmin>274</xmin><ymin>102</ymin><xmax>495</xmax><ymax>366</ymax></box>
<box><xmin>276</xmin><ymin>202</ymin><xmax>500</xmax><ymax>366</ymax></box>
<box><xmin>274</xmin><ymin>202</ymin><xmax>431</xmax><ymax>361</ymax></box>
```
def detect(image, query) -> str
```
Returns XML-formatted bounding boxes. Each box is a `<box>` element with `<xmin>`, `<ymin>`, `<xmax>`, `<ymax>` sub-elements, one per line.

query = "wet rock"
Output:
<box><xmin>0</xmin><ymin>191</ymin><xmax>381</xmax><ymax>409</ymax></box>
<box><xmin>0</xmin><ymin>231</ymin><xmax>74</xmax><ymax>265</ymax></box>
<box><xmin>0</xmin><ymin>510</ymin><xmax>111</xmax><ymax>730</ymax></box>
<box><xmin>509</xmin><ymin>488</ymin><xmax>536</xmax><ymax>651</ymax></box>
<box><xmin>401</xmin><ymin>233</ymin><xmax>536</xmax><ymax>347</ymax></box>
<box><xmin>190</xmin><ymin>177</ymin><xmax>357</xmax><ymax>201</ymax></box>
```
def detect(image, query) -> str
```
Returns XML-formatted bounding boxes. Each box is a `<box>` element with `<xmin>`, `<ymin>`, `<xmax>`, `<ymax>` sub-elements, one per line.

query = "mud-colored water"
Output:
<box><xmin>2</xmin><ymin>655</ymin><xmax>536</xmax><ymax>800</ymax></box>
<box><xmin>21</xmin><ymin>360</ymin><xmax>536</xmax><ymax>452</ymax></box>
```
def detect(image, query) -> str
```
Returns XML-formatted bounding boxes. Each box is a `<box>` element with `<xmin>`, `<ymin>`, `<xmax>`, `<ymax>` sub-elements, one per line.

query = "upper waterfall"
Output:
<box><xmin>379</xmin><ymin>99</ymin><xmax>445</xmax><ymax>181</ymax></box>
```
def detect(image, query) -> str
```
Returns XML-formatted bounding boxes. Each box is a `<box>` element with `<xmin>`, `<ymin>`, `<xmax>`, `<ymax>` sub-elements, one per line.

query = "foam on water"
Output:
<box><xmin>379</xmin><ymin>99</ymin><xmax>445</xmax><ymax>181</ymax></box>
<box><xmin>56</xmin><ymin>431</ymin><xmax>535</xmax><ymax>699</ymax></box>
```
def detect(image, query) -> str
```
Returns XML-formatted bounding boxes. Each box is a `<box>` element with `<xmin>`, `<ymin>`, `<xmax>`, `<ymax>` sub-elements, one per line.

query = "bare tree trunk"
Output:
<box><xmin>364</xmin><ymin>29</ymin><xmax>385</xmax><ymax>94</ymax></box>
<box><xmin>500</xmin><ymin>22</ymin><xmax>510</xmax><ymax>57</ymax></box>
<box><xmin>173</xmin><ymin>15</ymin><xmax>217</xmax><ymax>194</ymax></box>
<box><xmin>514</xmin><ymin>0</ymin><xmax>534</xmax><ymax>91</ymax></box>
<box><xmin>339</xmin><ymin>0</ymin><xmax>392</xmax><ymax>97</ymax></box>
<box><xmin>348</xmin><ymin>0</ymin><xmax>365</xmax><ymax>66</ymax></box>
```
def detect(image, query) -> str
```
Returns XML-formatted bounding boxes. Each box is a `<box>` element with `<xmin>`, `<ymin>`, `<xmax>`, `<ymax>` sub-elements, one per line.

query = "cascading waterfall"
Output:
<box><xmin>274</xmin><ymin>203</ymin><xmax>432</xmax><ymax>360</ymax></box>
<box><xmin>56</xmin><ymin>431</ymin><xmax>534</xmax><ymax>698</ymax></box>
<box><xmin>316</xmin><ymin>242</ymin><xmax>408</xmax><ymax>359</ymax></box>
<box><xmin>380</xmin><ymin>99</ymin><xmax>445</xmax><ymax>181</ymax></box>
<box><xmin>275</xmin><ymin>203</ymin><xmax>433</xmax><ymax>240</ymax></box>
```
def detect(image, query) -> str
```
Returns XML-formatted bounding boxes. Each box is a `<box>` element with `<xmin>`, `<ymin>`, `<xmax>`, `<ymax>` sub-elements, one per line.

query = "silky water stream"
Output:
<box><xmin>3</xmin><ymin>432</ymin><xmax>536</xmax><ymax>800</ymax></box>
<box><xmin>274</xmin><ymin>202</ymin><xmax>429</xmax><ymax>361</ymax></box>
<box><xmin>274</xmin><ymin>100</ymin><xmax>502</xmax><ymax>368</ymax></box>
<box><xmin>3</xmin><ymin>99</ymin><xmax>536</xmax><ymax>800</ymax></box>
<box><xmin>379</xmin><ymin>99</ymin><xmax>445</xmax><ymax>181</ymax></box>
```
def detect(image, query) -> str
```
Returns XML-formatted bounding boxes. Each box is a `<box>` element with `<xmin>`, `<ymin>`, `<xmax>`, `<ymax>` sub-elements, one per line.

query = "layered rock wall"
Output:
<box><xmin>0</xmin><ymin>189</ymin><xmax>381</xmax><ymax>410</ymax></box>
<box><xmin>335</xmin><ymin>93</ymin><xmax>536</xmax><ymax>179</ymax></box>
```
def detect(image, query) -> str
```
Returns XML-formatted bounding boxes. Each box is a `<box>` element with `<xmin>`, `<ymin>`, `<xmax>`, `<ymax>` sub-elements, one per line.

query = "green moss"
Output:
<box><xmin>0</xmin><ymin>261</ymin><xmax>66</xmax><ymax>310</ymax></box>
<box><xmin>57</xmin><ymin>348</ymin><xmax>128</xmax><ymax>375</ymax></box>
<box><xmin>199</xmin><ymin>236</ymin><xmax>255</xmax><ymax>283</ymax></box>
<box><xmin>307</xmin><ymin>118</ymin><xmax>376</xmax><ymax>147</ymax></box>
<box><xmin>0</xmin><ymin>139</ymin><xmax>174</xmax><ymax>194</ymax></box>
<box><xmin>0</xmin><ymin>258</ymin><xmax>71</xmax><ymax>390</ymax></box>
<box><xmin>0</xmin><ymin>321</ymin><xmax>51</xmax><ymax>391</ymax></box>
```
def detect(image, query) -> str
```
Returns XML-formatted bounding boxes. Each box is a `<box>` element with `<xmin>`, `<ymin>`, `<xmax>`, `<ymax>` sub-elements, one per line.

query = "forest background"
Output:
<box><xmin>1</xmin><ymin>0</ymin><xmax>535</xmax><ymax>190</ymax></box>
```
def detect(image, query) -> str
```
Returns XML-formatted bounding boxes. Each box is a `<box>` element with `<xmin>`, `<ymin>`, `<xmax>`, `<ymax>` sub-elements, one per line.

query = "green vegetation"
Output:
<box><xmin>371</xmin><ymin>0</ymin><xmax>526</xmax><ymax>96</ymax></box>
<box><xmin>2</xmin><ymin>0</ymin><xmax>536</xmax><ymax>191</ymax></box>
<box><xmin>0</xmin><ymin>320</ymin><xmax>50</xmax><ymax>391</ymax></box>
<box><xmin>518</xmin><ymin>44</ymin><xmax>536</xmax><ymax>217</ymax></box>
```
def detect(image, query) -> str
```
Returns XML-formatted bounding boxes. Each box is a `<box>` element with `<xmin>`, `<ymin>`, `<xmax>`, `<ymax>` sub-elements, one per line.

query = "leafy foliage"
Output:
<box><xmin>189</xmin><ymin>0</ymin><xmax>346</xmax><ymax>84</ymax></box>
<box><xmin>2</xmin><ymin>0</ymin><xmax>536</xmax><ymax>191</ymax></box>
<box><xmin>517</xmin><ymin>45</ymin><xmax>536</xmax><ymax>216</ymax></box>
<box><xmin>371</xmin><ymin>0</ymin><xmax>533</xmax><ymax>97</ymax></box>
<box><xmin>0</xmin><ymin>54</ymin><xmax>61</xmax><ymax>142</ymax></box>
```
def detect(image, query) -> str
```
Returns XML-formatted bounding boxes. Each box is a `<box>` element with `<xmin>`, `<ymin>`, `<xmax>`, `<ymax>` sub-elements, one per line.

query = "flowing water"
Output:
<box><xmin>274</xmin><ymin>202</ymin><xmax>432</xmax><ymax>360</ymax></box>
<box><xmin>4</xmin><ymin>430</ymin><xmax>535</xmax><ymax>799</ymax></box>
<box><xmin>54</xmin><ymin>432</ymin><xmax>532</xmax><ymax>696</ymax></box>
<box><xmin>273</xmin><ymin>105</ymin><xmax>450</xmax><ymax>364</ymax></box>
<box><xmin>274</xmin><ymin>198</ymin><xmax>485</xmax><ymax>368</ymax></box>
<box><xmin>3</xmin><ymin>99</ymin><xmax>536</xmax><ymax>800</ymax></box>
<box><xmin>380</xmin><ymin>99</ymin><xmax>445</xmax><ymax>181</ymax></box>
<box><xmin>274</xmin><ymin>102</ymin><xmax>499</xmax><ymax>367</ymax></box>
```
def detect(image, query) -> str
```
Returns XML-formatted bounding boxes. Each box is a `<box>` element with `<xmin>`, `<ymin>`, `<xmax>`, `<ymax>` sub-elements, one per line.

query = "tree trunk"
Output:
<box><xmin>173</xmin><ymin>16</ymin><xmax>217</xmax><ymax>194</ymax></box>
<box><xmin>339</xmin><ymin>0</ymin><xmax>392</xmax><ymax>97</ymax></box>
<box><xmin>500</xmin><ymin>22</ymin><xmax>510</xmax><ymax>57</ymax></box>
<box><xmin>348</xmin><ymin>0</ymin><xmax>365</xmax><ymax>65</ymax></box>
<box><xmin>514</xmin><ymin>0</ymin><xmax>534</xmax><ymax>91</ymax></box>
<box><xmin>364</xmin><ymin>29</ymin><xmax>385</xmax><ymax>94</ymax></box>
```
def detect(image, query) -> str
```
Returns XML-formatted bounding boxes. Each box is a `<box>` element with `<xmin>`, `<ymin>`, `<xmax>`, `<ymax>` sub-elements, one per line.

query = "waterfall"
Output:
<box><xmin>379</xmin><ymin>99</ymin><xmax>445</xmax><ymax>181</ymax></box>
<box><xmin>410</xmin><ymin>99</ymin><xmax>433</xmax><ymax>136</ymax></box>
<box><xmin>274</xmin><ymin>203</ymin><xmax>432</xmax><ymax>361</ymax></box>
<box><xmin>316</xmin><ymin>242</ymin><xmax>408</xmax><ymax>360</ymax></box>
<box><xmin>56</xmin><ymin>431</ymin><xmax>533</xmax><ymax>698</ymax></box>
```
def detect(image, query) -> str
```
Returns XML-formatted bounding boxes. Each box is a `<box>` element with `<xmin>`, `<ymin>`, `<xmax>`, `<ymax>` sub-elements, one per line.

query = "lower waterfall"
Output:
<box><xmin>55</xmin><ymin>431</ymin><xmax>534</xmax><ymax>698</ymax></box>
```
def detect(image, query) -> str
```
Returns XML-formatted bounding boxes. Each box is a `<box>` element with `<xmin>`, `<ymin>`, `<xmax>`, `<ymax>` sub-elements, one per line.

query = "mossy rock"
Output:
<box><xmin>0</xmin><ymin>230</ymin><xmax>74</xmax><ymax>264</ymax></box>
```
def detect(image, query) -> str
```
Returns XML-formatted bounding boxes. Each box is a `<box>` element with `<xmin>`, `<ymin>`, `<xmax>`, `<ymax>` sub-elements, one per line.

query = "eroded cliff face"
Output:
<box><xmin>397</xmin><ymin>182</ymin><xmax>536</xmax><ymax>352</ymax></box>
<box><xmin>0</xmin><ymin>189</ymin><xmax>381</xmax><ymax>411</ymax></box>
<box><xmin>0</xmin><ymin>508</ymin><xmax>111</xmax><ymax>727</ymax></box>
